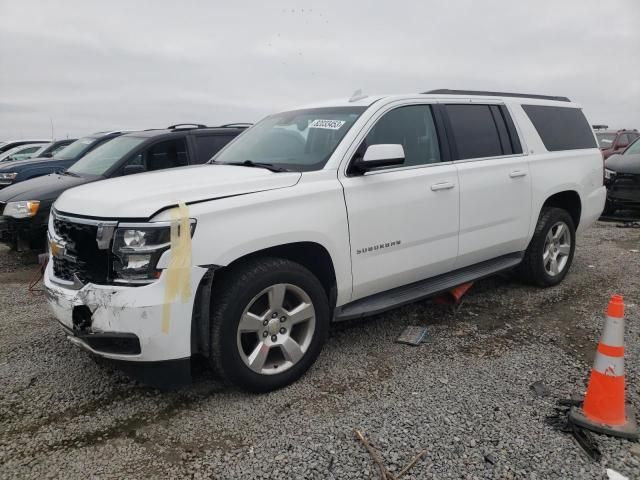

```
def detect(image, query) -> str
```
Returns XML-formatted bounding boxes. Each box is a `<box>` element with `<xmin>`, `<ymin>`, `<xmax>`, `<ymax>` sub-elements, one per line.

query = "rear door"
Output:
<box><xmin>444</xmin><ymin>103</ymin><xmax>532</xmax><ymax>268</ymax></box>
<box><xmin>340</xmin><ymin>103</ymin><xmax>460</xmax><ymax>300</ymax></box>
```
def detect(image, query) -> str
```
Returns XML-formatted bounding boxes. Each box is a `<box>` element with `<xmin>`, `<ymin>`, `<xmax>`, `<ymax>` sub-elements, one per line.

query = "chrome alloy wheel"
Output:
<box><xmin>543</xmin><ymin>221</ymin><xmax>571</xmax><ymax>277</ymax></box>
<box><xmin>236</xmin><ymin>283</ymin><xmax>316</xmax><ymax>375</ymax></box>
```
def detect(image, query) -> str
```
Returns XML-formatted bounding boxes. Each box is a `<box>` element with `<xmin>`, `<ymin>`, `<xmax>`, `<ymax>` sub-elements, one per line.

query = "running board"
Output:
<box><xmin>334</xmin><ymin>252</ymin><xmax>524</xmax><ymax>321</ymax></box>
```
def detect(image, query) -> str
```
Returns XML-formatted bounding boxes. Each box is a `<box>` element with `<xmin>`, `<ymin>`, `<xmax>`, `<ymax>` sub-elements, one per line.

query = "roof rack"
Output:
<box><xmin>592</xmin><ymin>125</ymin><xmax>609</xmax><ymax>130</ymax></box>
<box><xmin>423</xmin><ymin>89</ymin><xmax>571</xmax><ymax>103</ymax></box>
<box><xmin>167</xmin><ymin>123</ymin><xmax>207</xmax><ymax>130</ymax></box>
<box><xmin>218</xmin><ymin>123</ymin><xmax>253</xmax><ymax>128</ymax></box>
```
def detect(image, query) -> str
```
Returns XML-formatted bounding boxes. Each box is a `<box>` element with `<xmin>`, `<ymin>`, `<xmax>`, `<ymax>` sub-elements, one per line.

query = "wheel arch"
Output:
<box><xmin>540</xmin><ymin>190</ymin><xmax>582</xmax><ymax>228</ymax></box>
<box><xmin>191</xmin><ymin>241</ymin><xmax>338</xmax><ymax>358</ymax></box>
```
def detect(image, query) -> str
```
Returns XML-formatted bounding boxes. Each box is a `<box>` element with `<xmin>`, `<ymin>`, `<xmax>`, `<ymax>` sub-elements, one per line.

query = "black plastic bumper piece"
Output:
<box><xmin>111</xmin><ymin>358</ymin><xmax>192</xmax><ymax>390</ymax></box>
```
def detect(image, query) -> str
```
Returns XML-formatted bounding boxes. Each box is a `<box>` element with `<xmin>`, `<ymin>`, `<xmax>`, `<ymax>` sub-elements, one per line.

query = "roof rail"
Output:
<box><xmin>218</xmin><ymin>123</ymin><xmax>253</xmax><ymax>128</ymax></box>
<box><xmin>168</xmin><ymin>123</ymin><xmax>207</xmax><ymax>130</ymax></box>
<box><xmin>423</xmin><ymin>89</ymin><xmax>571</xmax><ymax>102</ymax></box>
<box><xmin>592</xmin><ymin>125</ymin><xmax>609</xmax><ymax>130</ymax></box>
<box><xmin>92</xmin><ymin>130</ymin><xmax>128</xmax><ymax>136</ymax></box>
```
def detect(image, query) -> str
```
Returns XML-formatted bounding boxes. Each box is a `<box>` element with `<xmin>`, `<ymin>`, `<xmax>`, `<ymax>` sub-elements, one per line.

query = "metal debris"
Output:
<box><xmin>396</xmin><ymin>326</ymin><xmax>428</xmax><ymax>346</ymax></box>
<box><xmin>545</xmin><ymin>400</ymin><xmax>601</xmax><ymax>462</ymax></box>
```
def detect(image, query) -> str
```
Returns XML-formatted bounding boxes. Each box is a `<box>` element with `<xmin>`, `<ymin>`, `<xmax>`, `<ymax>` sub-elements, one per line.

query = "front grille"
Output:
<box><xmin>610</xmin><ymin>173</ymin><xmax>640</xmax><ymax>202</ymax></box>
<box><xmin>52</xmin><ymin>215</ymin><xmax>110</xmax><ymax>284</ymax></box>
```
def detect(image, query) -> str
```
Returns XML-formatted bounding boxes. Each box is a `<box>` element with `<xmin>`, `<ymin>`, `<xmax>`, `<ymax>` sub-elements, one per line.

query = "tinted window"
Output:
<box><xmin>194</xmin><ymin>134</ymin><xmax>235</xmax><ymax>163</ymax></box>
<box><xmin>522</xmin><ymin>105</ymin><xmax>596</xmax><ymax>151</ymax></box>
<box><xmin>363</xmin><ymin>105</ymin><xmax>441</xmax><ymax>166</ymax></box>
<box><xmin>125</xmin><ymin>139</ymin><xmax>188</xmax><ymax>172</ymax></box>
<box><xmin>446</xmin><ymin>104</ymin><xmax>503</xmax><ymax>160</ymax></box>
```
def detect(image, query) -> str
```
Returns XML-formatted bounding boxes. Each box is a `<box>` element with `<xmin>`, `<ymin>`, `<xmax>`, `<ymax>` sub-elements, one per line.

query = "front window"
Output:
<box><xmin>55</xmin><ymin>137</ymin><xmax>98</xmax><ymax>160</ymax></box>
<box><xmin>212</xmin><ymin>107</ymin><xmax>366</xmax><ymax>171</ymax></box>
<box><xmin>68</xmin><ymin>136</ymin><xmax>145</xmax><ymax>176</ymax></box>
<box><xmin>624</xmin><ymin>137</ymin><xmax>640</xmax><ymax>155</ymax></box>
<box><xmin>596</xmin><ymin>133</ymin><xmax>616</xmax><ymax>148</ymax></box>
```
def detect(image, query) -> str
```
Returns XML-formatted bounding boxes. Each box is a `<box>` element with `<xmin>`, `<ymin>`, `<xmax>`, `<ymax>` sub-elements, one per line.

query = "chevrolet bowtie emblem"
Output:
<box><xmin>49</xmin><ymin>240</ymin><xmax>62</xmax><ymax>257</ymax></box>
<box><xmin>49</xmin><ymin>239</ymin><xmax>66</xmax><ymax>259</ymax></box>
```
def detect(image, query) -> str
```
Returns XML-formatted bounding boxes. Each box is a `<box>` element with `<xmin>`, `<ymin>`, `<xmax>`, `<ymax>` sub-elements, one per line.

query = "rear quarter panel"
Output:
<box><xmin>509</xmin><ymin>103</ymin><xmax>604</xmax><ymax>236</ymax></box>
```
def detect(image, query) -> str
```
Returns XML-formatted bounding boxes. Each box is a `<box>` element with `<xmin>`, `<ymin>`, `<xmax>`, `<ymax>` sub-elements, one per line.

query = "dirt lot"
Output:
<box><xmin>0</xmin><ymin>220</ymin><xmax>639</xmax><ymax>479</ymax></box>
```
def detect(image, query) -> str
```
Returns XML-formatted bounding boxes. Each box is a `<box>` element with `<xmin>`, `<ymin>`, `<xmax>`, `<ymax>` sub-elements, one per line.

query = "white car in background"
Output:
<box><xmin>0</xmin><ymin>144</ymin><xmax>46</xmax><ymax>163</ymax></box>
<box><xmin>44</xmin><ymin>89</ymin><xmax>605</xmax><ymax>392</ymax></box>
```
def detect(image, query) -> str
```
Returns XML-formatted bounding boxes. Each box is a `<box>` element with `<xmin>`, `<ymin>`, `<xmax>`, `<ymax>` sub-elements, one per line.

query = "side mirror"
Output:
<box><xmin>123</xmin><ymin>164</ymin><xmax>146</xmax><ymax>176</ymax></box>
<box><xmin>350</xmin><ymin>144</ymin><xmax>405</xmax><ymax>174</ymax></box>
<box><xmin>616</xmin><ymin>143</ymin><xmax>628</xmax><ymax>150</ymax></box>
<box><xmin>41</xmin><ymin>152</ymin><xmax>53</xmax><ymax>158</ymax></box>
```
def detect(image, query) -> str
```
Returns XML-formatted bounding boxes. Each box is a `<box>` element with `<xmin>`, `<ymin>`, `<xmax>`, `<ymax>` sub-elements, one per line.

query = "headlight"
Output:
<box><xmin>604</xmin><ymin>168</ymin><xmax>616</xmax><ymax>180</ymax></box>
<box><xmin>0</xmin><ymin>172</ymin><xmax>17</xmax><ymax>182</ymax></box>
<box><xmin>2</xmin><ymin>200</ymin><xmax>40</xmax><ymax>218</ymax></box>
<box><xmin>111</xmin><ymin>221</ymin><xmax>195</xmax><ymax>283</ymax></box>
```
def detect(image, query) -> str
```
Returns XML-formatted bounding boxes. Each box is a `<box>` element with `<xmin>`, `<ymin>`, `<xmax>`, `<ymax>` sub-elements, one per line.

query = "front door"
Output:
<box><xmin>340</xmin><ymin>104</ymin><xmax>460</xmax><ymax>300</ymax></box>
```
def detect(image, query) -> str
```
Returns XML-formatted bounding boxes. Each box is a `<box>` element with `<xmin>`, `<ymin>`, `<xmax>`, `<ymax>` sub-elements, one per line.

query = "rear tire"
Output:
<box><xmin>209</xmin><ymin>257</ymin><xmax>329</xmax><ymax>392</ymax></box>
<box><xmin>518</xmin><ymin>207</ymin><xmax>576</xmax><ymax>287</ymax></box>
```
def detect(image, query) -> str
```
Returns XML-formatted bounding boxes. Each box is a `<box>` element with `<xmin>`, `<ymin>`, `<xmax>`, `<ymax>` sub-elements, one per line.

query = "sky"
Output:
<box><xmin>1</xmin><ymin>0</ymin><xmax>639</xmax><ymax>140</ymax></box>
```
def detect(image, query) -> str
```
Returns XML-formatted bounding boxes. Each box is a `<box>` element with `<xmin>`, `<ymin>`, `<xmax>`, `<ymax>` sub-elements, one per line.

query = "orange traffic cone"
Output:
<box><xmin>569</xmin><ymin>295</ymin><xmax>639</xmax><ymax>440</ymax></box>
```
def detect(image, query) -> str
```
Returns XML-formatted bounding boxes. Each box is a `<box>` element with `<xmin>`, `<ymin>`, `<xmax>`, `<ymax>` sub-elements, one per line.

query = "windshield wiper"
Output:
<box><xmin>60</xmin><ymin>170</ymin><xmax>80</xmax><ymax>177</ymax></box>
<box><xmin>223</xmin><ymin>160</ymin><xmax>290</xmax><ymax>173</ymax></box>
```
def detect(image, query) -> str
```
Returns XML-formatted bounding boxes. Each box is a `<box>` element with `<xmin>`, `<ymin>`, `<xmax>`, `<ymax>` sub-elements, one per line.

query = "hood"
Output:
<box><xmin>0</xmin><ymin>172</ymin><xmax>92</xmax><ymax>203</ymax></box>
<box><xmin>0</xmin><ymin>156</ymin><xmax>66</xmax><ymax>173</ymax></box>
<box><xmin>54</xmin><ymin>164</ymin><xmax>302</xmax><ymax>219</ymax></box>
<box><xmin>605</xmin><ymin>154</ymin><xmax>640</xmax><ymax>175</ymax></box>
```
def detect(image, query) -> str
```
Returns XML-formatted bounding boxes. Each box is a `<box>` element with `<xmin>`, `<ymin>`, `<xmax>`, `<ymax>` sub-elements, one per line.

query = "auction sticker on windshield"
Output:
<box><xmin>309</xmin><ymin>119</ymin><xmax>346</xmax><ymax>130</ymax></box>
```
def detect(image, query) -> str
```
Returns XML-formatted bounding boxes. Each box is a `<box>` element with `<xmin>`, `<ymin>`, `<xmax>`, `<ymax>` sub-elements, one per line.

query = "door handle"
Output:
<box><xmin>430</xmin><ymin>182</ymin><xmax>455</xmax><ymax>191</ymax></box>
<box><xmin>509</xmin><ymin>170</ymin><xmax>527</xmax><ymax>178</ymax></box>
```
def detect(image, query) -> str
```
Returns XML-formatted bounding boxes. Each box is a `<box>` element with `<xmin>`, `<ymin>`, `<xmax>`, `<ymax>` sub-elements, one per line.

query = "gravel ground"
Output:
<box><xmin>1</xmin><ymin>220</ymin><xmax>639</xmax><ymax>479</ymax></box>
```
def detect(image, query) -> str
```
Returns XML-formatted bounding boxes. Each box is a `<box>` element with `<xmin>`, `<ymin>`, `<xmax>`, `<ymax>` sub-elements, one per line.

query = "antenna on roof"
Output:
<box><xmin>349</xmin><ymin>89</ymin><xmax>368</xmax><ymax>102</ymax></box>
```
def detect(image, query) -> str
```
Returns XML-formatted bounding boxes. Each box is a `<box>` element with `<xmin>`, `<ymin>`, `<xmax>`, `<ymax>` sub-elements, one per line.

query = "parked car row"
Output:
<box><xmin>0</xmin><ymin>139</ymin><xmax>76</xmax><ymax>163</ymax></box>
<box><xmin>0</xmin><ymin>123</ymin><xmax>248</xmax><ymax>250</ymax></box>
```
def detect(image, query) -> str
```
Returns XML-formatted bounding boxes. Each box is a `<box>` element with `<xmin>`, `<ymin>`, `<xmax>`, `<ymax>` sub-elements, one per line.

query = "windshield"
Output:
<box><xmin>68</xmin><ymin>136</ymin><xmax>145</xmax><ymax>176</ymax></box>
<box><xmin>596</xmin><ymin>133</ymin><xmax>616</xmax><ymax>148</ymax></box>
<box><xmin>0</xmin><ymin>145</ymin><xmax>33</xmax><ymax>162</ymax></box>
<box><xmin>55</xmin><ymin>136</ymin><xmax>98</xmax><ymax>160</ymax></box>
<box><xmin>212</xmin><ymin>107</ymin><xmax>366</xmax><ymax>171</ymax></box>
<box><xmin>625</xmin><ymin>138</ymin><xmax>640</xmax><ymax>155</ymax></box>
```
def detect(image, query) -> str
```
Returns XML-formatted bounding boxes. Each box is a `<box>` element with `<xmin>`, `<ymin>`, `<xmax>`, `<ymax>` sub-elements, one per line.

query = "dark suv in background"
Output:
<box><xmin>604</xmin><ymin>137</ymin><xmax>640</xmax><ymax>214</ymax></box>
<box><xmin>593</xmin><ymin>126</ymin><xmax>640</xmax><ymax>159</ymax></box>
<box><xmin>0</xmin><ymin>131</ymin><xmax>125</xmax><ymax>190</ymax></box>
<box><xmin>0</xmin><ymin>123</ymin><xmax>249</xmax><ymax>250</ymax></box>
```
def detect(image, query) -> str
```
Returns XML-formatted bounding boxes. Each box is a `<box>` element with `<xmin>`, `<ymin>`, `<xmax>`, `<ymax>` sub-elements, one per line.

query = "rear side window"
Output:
<box><xmin>445</xmin><ymin>104</ymin><xmax>520</xmax><ymax>160</ymax></box>
<box><xmin>193</xmin><ymin>134</ymin><xmax>236</xmax><ymax>163</ymax></box>
<box><xmin>522</xmin><ymin>105</ymin><xmax>596</xmax><ymax>151</ymax></box>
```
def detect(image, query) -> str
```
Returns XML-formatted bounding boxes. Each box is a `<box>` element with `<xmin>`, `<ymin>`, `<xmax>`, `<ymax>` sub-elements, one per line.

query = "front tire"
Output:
<box><xmin>209</xmin><ymin>257</ymin><xmax>329</xmax><ymax>392</ymax></box>
<box><xmin>519</xmin><ymin>207</ymin><xmax>576</xmax><ymax>287</ymax></box>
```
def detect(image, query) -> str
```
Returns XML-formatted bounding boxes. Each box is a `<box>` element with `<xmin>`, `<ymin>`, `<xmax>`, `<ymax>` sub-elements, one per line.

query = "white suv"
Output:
<box><xmin>44</xmin><ymin>90</ymin><xmax>605</xmax><ymax>391</ymax></box>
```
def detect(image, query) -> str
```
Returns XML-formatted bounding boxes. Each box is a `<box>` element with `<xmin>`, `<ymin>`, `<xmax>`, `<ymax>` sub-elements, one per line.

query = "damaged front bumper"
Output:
<box><xmin>43</xmin><ymin>259</ymin><xmax>207</xmax><ymax>363</ymax></box>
